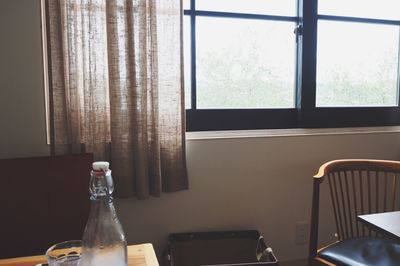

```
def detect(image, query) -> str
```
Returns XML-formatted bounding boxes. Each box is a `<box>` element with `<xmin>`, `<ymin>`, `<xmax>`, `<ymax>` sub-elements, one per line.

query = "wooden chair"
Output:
<box><xmin>0</xmin><ymin>153</ymin><xmax>93</xmax><ymax>259</ymax></box>
<box><xmin>309</xmin><ymin>159</ymin><xmax>400</xmax><ymax>266</ymax></box>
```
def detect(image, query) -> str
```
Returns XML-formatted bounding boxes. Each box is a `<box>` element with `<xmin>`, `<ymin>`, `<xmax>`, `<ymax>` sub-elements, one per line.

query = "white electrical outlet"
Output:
<box><xmin>295</xmin><ymin>221</ymin><xmax>309</xmax><ymax>245</ymax></box>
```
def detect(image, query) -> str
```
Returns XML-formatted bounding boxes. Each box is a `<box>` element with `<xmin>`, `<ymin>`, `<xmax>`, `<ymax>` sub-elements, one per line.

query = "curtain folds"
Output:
<box><xmin>46</xmin><ymin>0</ymin><xmax>188</xmax><ymax>199</ymax></box>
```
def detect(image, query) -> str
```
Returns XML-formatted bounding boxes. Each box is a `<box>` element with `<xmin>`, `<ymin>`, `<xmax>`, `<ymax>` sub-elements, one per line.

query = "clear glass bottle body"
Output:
<box><xmin>80</xmin><ymin>165</ymin><xmax>127</xmax><ymax>266</ymax></box>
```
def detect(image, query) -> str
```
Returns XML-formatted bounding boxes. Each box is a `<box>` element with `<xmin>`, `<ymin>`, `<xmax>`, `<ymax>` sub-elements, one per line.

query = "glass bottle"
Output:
<box><xmin>80</xmin><ymin>161</ymin><xmax>127</xmax><ymax>266</ymax></box>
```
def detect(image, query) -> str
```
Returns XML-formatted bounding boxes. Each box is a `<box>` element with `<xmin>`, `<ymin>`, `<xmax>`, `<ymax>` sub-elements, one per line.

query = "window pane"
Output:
<box><xmin>183</xmin><ymin>16</ymin><xmax>191</xmax><ymax>109</ymax></box>
<box><xmin>318</xmin><ymin>0</ymin><xmax>400</xmax><ymax>20</ymax></box>
<box><xmin>196</xmin><ymin>17</ymin><xmax>296</xmax><ymax>109</ymax></box>
<box><xmin>316</xmin><ymin>21</ymin><xmax>399</xmax><ymax>107</ymax></box>
<box><xmin>197</xmin><ymin>0</ymin><xmax>296</xmax><ymax>16</ymax></box>
<box><xmin>183</xmin><ymin>0</ymin><xmax>190</xmax><ymax>10</ymax></box>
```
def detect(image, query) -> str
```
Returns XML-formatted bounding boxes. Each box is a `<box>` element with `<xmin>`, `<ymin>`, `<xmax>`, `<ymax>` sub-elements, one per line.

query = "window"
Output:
<box><xmin>184</xmin><ymin>0</ymin><xmax>400</xmax><ymax>131</ymax></box>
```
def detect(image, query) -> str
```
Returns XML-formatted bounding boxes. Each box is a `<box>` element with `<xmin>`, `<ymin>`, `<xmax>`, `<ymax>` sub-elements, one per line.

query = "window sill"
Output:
<box><xmin>186</xmin><ymin>126</ymin><xmax>400</xmax><ymax>140</ymax></box>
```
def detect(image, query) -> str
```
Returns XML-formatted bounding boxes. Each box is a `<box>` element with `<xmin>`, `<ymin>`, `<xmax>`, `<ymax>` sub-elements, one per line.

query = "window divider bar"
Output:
<box><xmin>297</xmin><ymin>0</ymin><xmax>317</xmax><ymax>127</ymax></box>
<box><xmin>184</xmin><ymin>10</ymin><xmax>298</xmax><ymax>22</ymax></box>
<box><xmin>189</xmin><ymin>0</ymin><xmax>197</xmax><ymax>109</ymax></box>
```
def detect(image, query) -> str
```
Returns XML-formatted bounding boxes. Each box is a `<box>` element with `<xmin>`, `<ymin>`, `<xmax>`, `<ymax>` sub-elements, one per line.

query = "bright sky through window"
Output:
<box><xmin>319</xmin><ymin>0</ymin><xmax>400</xmax><ymax>20</ymax></box>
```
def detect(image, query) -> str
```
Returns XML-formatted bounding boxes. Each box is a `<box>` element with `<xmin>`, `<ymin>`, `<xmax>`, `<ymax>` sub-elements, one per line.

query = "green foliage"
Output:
<box><xmin>186</xmin><ymin>20</ymin><xmax>398</xmax><ymax>109</ymax></box>
<box><xmin>196</xmin><ymin>22</ymin><xmax>295</xmax><ymax>109</ymax></box>
<box><xmin>317</xmin><ymin>48</ymin><xmax>398</xmax><ymax>107</ymax></box>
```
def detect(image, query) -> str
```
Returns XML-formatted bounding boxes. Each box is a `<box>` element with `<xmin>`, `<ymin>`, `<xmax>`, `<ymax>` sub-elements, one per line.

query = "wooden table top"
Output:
<box><xmin>357</xmin><ymin>211</ymin><xmax>400</xmax><ymax>241</ymax></box>
<box><xmin>0</xmin><ymin>243</ymin><xmax>159</xmax><ymax>266</ymax></box>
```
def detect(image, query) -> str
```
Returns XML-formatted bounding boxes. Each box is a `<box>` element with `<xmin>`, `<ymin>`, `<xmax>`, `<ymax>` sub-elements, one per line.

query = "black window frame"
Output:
<box><xmin>185</xmin><ymin>0</ymin><xmax>400</xmax><ymax>131</ymax></box>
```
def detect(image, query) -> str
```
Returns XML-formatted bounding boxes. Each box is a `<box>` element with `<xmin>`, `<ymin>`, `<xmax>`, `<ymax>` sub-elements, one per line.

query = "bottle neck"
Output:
<box><xmin>89</xmin><ymin>169</ymin><xmax>114</xmax><ymax>200</ymax></box>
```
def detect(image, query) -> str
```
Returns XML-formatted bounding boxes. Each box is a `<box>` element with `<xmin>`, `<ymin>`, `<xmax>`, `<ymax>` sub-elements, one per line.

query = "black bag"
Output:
<box><xmin>164</xmin><ymin>230</ymin><xmax>279</xmax><ymax>266</ymax></box>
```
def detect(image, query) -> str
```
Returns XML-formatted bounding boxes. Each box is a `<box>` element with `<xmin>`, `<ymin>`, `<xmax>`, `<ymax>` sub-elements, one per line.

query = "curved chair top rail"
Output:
<box><xmin>314</xmin><ymin>159</ymin><xmax>400</xmax><ymax>179</ymax></box>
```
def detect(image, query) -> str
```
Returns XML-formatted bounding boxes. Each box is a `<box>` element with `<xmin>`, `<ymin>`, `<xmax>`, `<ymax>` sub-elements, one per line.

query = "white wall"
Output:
<box><xmin>116</xmin><ymin>133</ymin><xmax>400</xmax><ymax>261</ymax></box>
<box><xmin>1</xmin><ymin>0</ymin><xmax>400</xmax><ymax>262</ymax></box>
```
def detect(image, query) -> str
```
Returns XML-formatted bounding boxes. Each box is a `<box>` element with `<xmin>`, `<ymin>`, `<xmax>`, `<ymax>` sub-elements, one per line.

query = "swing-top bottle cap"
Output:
<box><xmin>92</xmin><ymin>161</ymin><xmax>110</xmax><ymax>171</ymax></box>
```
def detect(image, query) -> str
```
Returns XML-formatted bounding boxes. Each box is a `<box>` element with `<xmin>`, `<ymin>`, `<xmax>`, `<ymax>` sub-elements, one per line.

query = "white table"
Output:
<box><xmin>357</xmin><ymin>211</ymin><xmax>400</xmax><ymax>241</ymax></box>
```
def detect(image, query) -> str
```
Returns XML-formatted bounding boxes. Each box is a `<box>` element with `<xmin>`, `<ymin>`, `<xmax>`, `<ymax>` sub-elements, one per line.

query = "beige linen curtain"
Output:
<box><xmin>46</xmin><ymin>0</ymin><xmax>188</xmax><ymax>199</ymax></box>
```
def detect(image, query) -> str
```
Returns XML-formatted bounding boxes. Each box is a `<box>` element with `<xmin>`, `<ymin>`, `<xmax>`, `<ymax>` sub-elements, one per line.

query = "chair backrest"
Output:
<box><xmin>0</xmin><ymin>153</ymin><xmax>93</xmax><ymax>259</ymax></box>
<box><xmin>309</xmin><ymin>159</ymin><xmax>400</xmax><ymax>258</ymax></box>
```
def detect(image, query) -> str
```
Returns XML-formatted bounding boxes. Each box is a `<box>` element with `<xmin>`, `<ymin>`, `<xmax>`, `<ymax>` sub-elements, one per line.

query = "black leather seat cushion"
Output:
<box><xmin>319</xmin><ymin>237</ymin><xmax>400</xmax><ymax>266</ymax></box>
